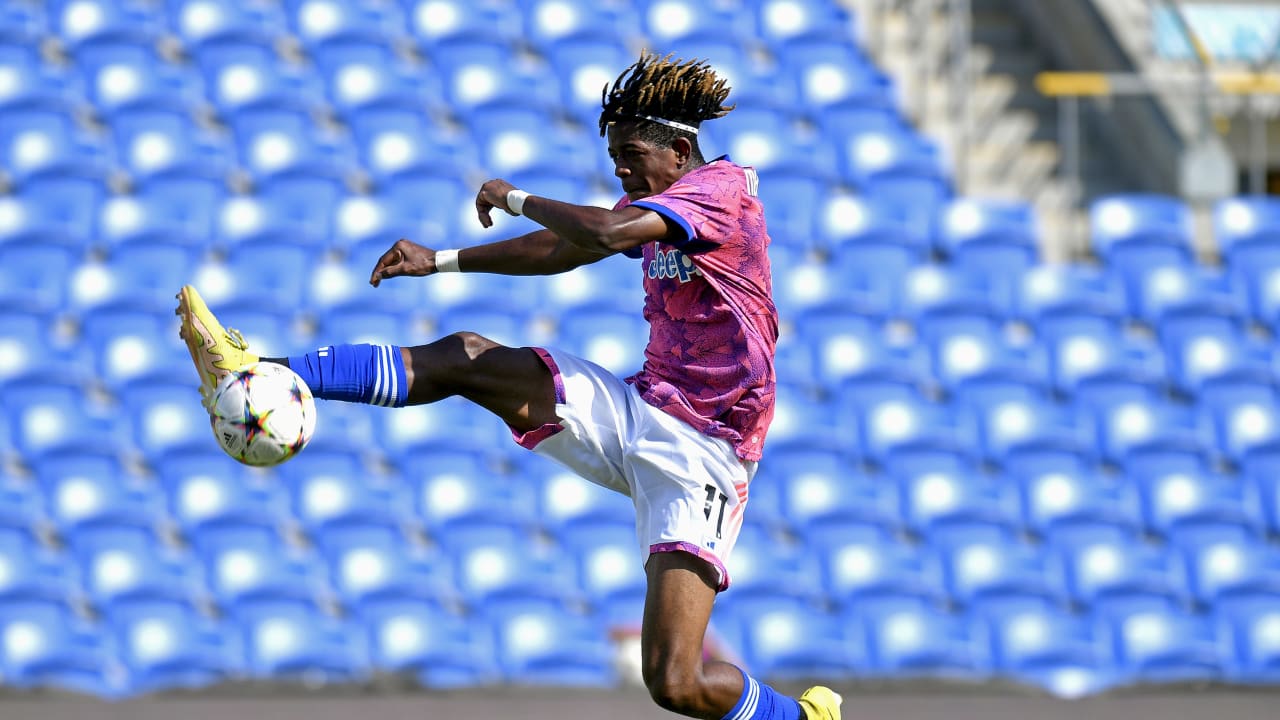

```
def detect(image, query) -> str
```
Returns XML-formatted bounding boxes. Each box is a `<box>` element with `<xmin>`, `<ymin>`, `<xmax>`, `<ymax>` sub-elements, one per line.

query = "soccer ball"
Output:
<box><xmin>209</xmin><ymin>362</ymin><xmax>317</xmax><ymax>467</ymax></box>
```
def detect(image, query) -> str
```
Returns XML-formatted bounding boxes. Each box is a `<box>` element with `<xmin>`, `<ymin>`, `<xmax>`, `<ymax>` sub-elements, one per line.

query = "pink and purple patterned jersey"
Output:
<box><xmin>616</xmin><ymin>157</ymin><xmax>778</xmax><ymax>461</ymax></box>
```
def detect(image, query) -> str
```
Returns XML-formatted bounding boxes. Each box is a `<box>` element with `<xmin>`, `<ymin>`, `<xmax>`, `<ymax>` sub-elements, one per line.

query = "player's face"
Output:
<box><xmin>607</xmin><ymin>123</ymin><xmax>685</xmax><ymax>201</ymax></box>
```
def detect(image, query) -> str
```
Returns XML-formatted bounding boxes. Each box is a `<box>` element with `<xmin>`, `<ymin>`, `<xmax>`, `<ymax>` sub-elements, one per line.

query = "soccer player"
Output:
<box><xmin>177</xmin><ymin>52</ymin><xmax>841</xmax><ymax>720</ymax></box>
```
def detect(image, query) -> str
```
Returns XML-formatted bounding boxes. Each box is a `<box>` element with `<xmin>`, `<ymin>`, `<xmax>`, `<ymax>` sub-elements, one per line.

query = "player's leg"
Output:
<box><xmin>176</xmin><ymin>285</ymin><xmax>558</xmax><ymax>433</ymax></box>
<box><xmin>641</xmin><ymin>551</ymin><xmax>842</xmax><ymax>720</ymax></box>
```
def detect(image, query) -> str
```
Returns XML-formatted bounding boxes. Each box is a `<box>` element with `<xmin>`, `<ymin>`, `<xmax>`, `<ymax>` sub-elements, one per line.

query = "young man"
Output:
<box><xmin>177</xmin><ymin>52</ymin><xmax>842</xmax><ymax>720</ymax></box>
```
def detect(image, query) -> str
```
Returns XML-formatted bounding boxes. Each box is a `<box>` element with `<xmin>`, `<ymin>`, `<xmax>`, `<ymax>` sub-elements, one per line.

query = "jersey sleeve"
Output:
<box><xmin>629</xmin><ymin>167</ymin><xmax>740</xmax><ymax>254</ymax></box>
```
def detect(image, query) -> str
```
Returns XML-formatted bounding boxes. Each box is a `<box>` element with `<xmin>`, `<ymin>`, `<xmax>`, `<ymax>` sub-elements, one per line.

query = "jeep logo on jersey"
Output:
<box><xmin>648</xmin><ymin>248</ymin><xmax>701</xmax><ymax>283</ymax></box>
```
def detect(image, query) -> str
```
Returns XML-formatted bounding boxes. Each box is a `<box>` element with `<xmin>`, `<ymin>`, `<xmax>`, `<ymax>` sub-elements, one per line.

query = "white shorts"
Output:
<box><xmin>511</xmin><ymin>348</ymin><xmax>755</xmax><ymax>591</ymax></box>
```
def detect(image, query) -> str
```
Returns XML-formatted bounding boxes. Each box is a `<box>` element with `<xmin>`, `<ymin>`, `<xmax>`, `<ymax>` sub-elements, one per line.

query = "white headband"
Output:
<box><xmin>633</xmin><ymin>114</ymin><xmax>699</xmax><ymax>135</ymax></box>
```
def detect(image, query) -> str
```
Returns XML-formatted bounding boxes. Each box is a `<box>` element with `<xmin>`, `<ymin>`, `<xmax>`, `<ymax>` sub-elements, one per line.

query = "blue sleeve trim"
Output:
<box><xmin>631</xmin><ymin>200</ymin><xmax>695</xmax><ymax>246</ymax></box>
<box><xmin>622</xmin><ymin>246</ymin><xmax>643</xmax><ymax>259</ymax></box>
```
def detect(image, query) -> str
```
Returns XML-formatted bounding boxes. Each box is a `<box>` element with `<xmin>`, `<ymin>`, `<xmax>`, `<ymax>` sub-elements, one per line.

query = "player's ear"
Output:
<box><xmin>672</xmin><ymin>136</ymin><xmax>694</xmax><ymax>167</ymax></box>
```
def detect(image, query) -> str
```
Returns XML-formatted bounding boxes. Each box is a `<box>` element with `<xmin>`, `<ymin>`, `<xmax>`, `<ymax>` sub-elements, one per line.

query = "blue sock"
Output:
<box><xmin>286</xmin><ymin>344</ymin><xmax>408</xmax><ymax>407</ymax></box>
<box><xmin>722</xmin><ymin>668</ymin><xmax>801</xmax><ymax>720</ymax></box>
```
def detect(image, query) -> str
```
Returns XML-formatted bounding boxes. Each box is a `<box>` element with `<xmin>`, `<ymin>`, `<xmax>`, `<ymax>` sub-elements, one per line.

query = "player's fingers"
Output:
<box><xmin>368</xmin><ymin>246</ymin><xmax>404</xmax><ymax>286</ymax></box>
<box><xmin>475</xmin><ymin>194</ymin><xmax>495</xmax><ymax>229</ymax></box>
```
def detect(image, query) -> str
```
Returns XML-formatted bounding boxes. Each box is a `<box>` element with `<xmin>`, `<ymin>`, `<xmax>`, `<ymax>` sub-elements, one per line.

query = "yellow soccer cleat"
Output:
<box><xmin>175</xmin><ymin>284</ymin><xmax>259</xmax><ymax>410</ymax></box>
<box><xmin>798</xmin><ymin>686</ymin><xmax>842</xmax><ymax>720</ymax></box>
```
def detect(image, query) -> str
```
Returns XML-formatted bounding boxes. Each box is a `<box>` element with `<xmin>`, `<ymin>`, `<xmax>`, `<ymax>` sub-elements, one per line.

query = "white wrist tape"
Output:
<box><xmin>435</xmin><ymin>248</ymin><xmax>460</xmax><ymax>273</ymax></box>
<box><xmin>507</xmin><ymin>189</ymin><xmax>530</xmax><ymax>215</ymax></box>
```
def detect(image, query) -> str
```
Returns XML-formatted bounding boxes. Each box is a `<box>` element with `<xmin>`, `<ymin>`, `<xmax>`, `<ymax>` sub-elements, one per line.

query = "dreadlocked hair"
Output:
<box><xmin>598</xmin><ymin>51</ymin><xmax>735</xmax><ymax>139</ymax></box>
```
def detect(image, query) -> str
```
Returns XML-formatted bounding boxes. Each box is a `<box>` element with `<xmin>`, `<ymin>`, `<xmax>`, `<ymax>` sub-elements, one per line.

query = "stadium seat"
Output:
<box><xmin>0</xmin><ymin>41</ymin><xmax>79</xmax><ymax>113</ymax></box>
<box><xmin>0</xmin><ymin>244</ymin><xmax>81</xmax><ymax>315</ymax></box>
<box><xmin>819</xmin><ymin>193</ymin><xmax>927</xmax><ymax>301</ymax></box>
<box><xmin>194</xmin><ymin>527</ymin><xmax>324</xmax><ymax>613</ymax></box>
<box><xmin>1137</xmin><ymin>468</ymin><xmax>1255</xmax><ymax>539</ymax></box>
<box><xmin>194</xmin><ymin>41</ymin><xmax>322</xmax><ymax>118</ymax></box>
<box><xmin>238</xmin><ymin>600</ymin><xmax>366</xmax><ymax>680</ymax></box>
<box><xmin>358</xmin><ymin>598</ymin><xmax>497</xmax><ymax>687</ymax></box>
<box><xmin>283</xmin><ymin>449</ymin><xmax>404</xmax><ymax>534</ymax></box>
<box><xmin>756</xmin><ymin>169</ymin><xmax>826</xmax><ymax>247</ymax></box>
<box><xmin>0</xmin><ymin>4</ymin><xmax>44</xmax><ymax>45</ymax></box>
<box><xmin>770</xmin><ymin>447</ymin><xmax>896</xmax><ymax>531</ymax></box>
<box><xmin>719</xmin><ymin>597</ymin><xmax>861</xmax><ymax>679</ymax></box>
<box><xmin>53</xmin><ymin>0</ymin><xmax>159</xmax><ymax>48</ymax></box>
<box><xmin>1200</xmin><ymin>391</ymin><xmax>1280</xmax><ymax>465</ymax></box>
<box><xmin>69</xmin><ymin>527</ymin><xmax>198</xmax><ymax>615</ymax></box>
<box><xmin>896</xmin><ymin>467</ymin><xmax>1015</xmax><ymax>541</ymax></box>
<box><xmin>450</xmin><ymin>527</ymin><xmax>575</xmax><ymax>606</ymax></box>
<box><xmin>35</xmin><ymin>450</ymin><xmax>149</xmax><ymax>539</ymax></box>
<box><xmin>777</xmin><ymin>37</ymin><xmax>894</xmax><ymax>114</ymax></box>
<box><xmin>428</xmin><ymin>38</ymin><xmax>559</xmax><ymax>113</ymax></box>
<box><xmin>1219</xmin><ymin>600</ymin><xmax>1280</xmax><ymax>683</ymax></box>
<box><xmin>229</xmin><ymin>109</ymin><xmax>350</xmax><ymax>182</ymax></box>
<box><xmin>894</xmin><ymin>263</ymin><xmax>994</xmax><ymax>326</ymax></box>
<box><xmin>321</xmin><ymin>526</ymin><xmax>454</xmax><ymax>612</ymax></box>
<box><xmin>1015</xmin><ymin>263</ymin><xmax>1125</xmax><ymax>326</ymax></box>
<box><xmin>283</xmin><ymin>0</ymin><xmax>401</xmax><ymax>48</ymax></box>
<box><xmin>855</xmin><ymin>602</ymin><xmax>977</xmax><ymax>677</ymax></box>
<box><xmin>485</xmin><ymin>598</ymin><xmax>615</xmax><ymax>686</ymax></box>
<box><xmin>794</xmin><ymin>307</ymin><xmax>920</xmax><ymax>389</ymax></box>
<box><xmin>544</xmin><ymin>37</ymin><xmax>634</xmax><ymax>129</ymax></box>
<box><xmin>120</xmin><ymin>378</ymin><xmax>218</xmax><ymax>461</ymax></box>
<box><xmin>557</xmin><ymin>521</ymin><xmax>647</xmax><ymax>614</ymax></box>
<box><xmin>1039</xmin><ymin>322</ymin><xmax>1161</xmax><ymax>397</ymax></box>
<box><xmin>1214</xmin><ymin>196</ymin><xmax>1280</xmax><ymax>268</ymax></box>
<box><xmin>984</xmin><ymin>605</ymin><xmax>1106</xmax><ymax>684</ymax></box>
<box><xmin>1054</xmin><ymin>534</ymin><xmax>1182</xmax><ymax>615</ymax></box>
<box><xmin>412</xmin><ymin>461</ymin><xmax>536</xmax><ymax>537</ymax></box>
<box><xmin>519</xmin><ymin>0</ymin><xmax>639</xmax><ymax>49</ymax></box>
<box><xmin>111</xmin><ymin>600</ymin><xmax>234</xmax><ymax>694</ymax></box>
<box><xmin>923</xmin><ymin>321</ymin><xmax>1019</xmax><ymax>393</ymax></box>
<box><xmin>640</xmin><ymin>0</ymin><xmax>755</xmax><ymax>44</ymax></box>
<box><xmin>0</xmin><ymin>176</ymin><xmax>102</xmax><ymax>249</ymax></box>
<box><xmin>2</xmin><ymin>374</ymin><xmax>118</xmax><ymax>460</ymax></box>
<box><xmin>1089</xmin><ymin>194</ymin><xmax>1194</xmax><ymax>308</ymax></box>
<box><xmin>812</xmin><ymin>523</ymin><xmax>939</xmax><ymax>612</ymax></box>
<box><xmin>849</xmin><ymin>390</ymin><xmax>961</xmax><ymax>467</ymax></box>
<box><xmin>404</xmin><ymin>0</ymin><xmax>521</xmax><ymax>49</ymax></box>
<box><xmin>554</xmin><ymin>306</ymin><xmax>648</xmax><ymax>377</ymax></box>
<box><xmin>1016</xmin><ymin>465</ymin><xmax>1141</xmax><ymax>539</ymax></box>
<box><xmin>722</xmin><ymin>521</ymin><xmax>825</xmax><ymax>609</ymax></box>
<box><xmin>539</xmin><ymin>253</ymin><xmax>644</xmax><ymax>312</ymax></box>
<box><xmin>937</xmin><ymin>529</ymin><xmax>1058</xmax><ymax>613</ymax></box>
<box><xmin>703</xmin><ymin>108</ymin><xmax>830</xmax><ymax>177</ymax></box>
<box><xmin>0</xmin><ymin>529</ymin><xmax>72</xmax><ymax>604</ymax></box>
<box><xmin>1242</xmin><ymin>451</ymin><xmax>1280</xmax><ymax>535</ymax></box>
<box><xmin>76</xmin><ymin>41</ymin><xmax>202</xmax><ymax>118</ymax></box>
<box><xmin>110</xmin><ymin>109</ymin><xmax>230</xmax><ymax>184</ymax></box>
<box><xmin>523</xmin><ymin>456</ymin><xmax>633</xmax><ymax>535</ymax></box>
<box><xmin>157</xmin><ymin>450</ymin><xmax>285</xmax><ymax>534</ymax></box>
<box><xmin>0</xmin><ymin>109</ymin><xmax>106</xmax><ymax>184</ymax></box>
<box><xmin>759</xmin><ymin>1</ymin><xmax>859</xmax><ymax>46</ymax></box>
<box><xmin>1107</xmin><ymin>607</ymin><xmax>1220</xmax><ymax>683</ymax></box>
<box><xmin>166</xmin><ymin>0</ymin><xmax>288</xmax><ymax>50</ymax></box>
<box><xmin>0</xmin><ymin>600</ymin><xmax>112</xmax><ymax>695</ymax></box>
<box><xmin>78</xmin><ymin>301</ymin><xmax>185</xmax><ymax>390</ymax></box>
<box><xmin>1130</xmin><ymin>262</ymin><xmax>1241</xmax><ymax>326</ymax></box>
<box><xmin>937</xmin><ymin>198</ymin><xmax>1039</xmax><ymax>308</ymax></box>
<box><xmin>313</xmin><ymin>40</ymin><xmax>443</xmax><ymax>117</ymax></box>
<box><xmin>1085</xmin><ymin>395</ymin><xmax>1204</xmax><ymax>467</ymax></box>
<box><xmin>1178</xmin><ymin>537</ymin><xmax>1280</xmax><ymax>609</ymax></box>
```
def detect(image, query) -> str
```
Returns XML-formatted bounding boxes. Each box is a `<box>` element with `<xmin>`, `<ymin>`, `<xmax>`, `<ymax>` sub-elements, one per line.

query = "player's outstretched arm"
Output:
<box><xmin>368</xmin><ymin>231</ymin><xmax>611</xmax><ymax>287</ymax></box>
<box><xmin>476</xmin><ymin>179</ymin><xmax>675</xmax><ymax>254</ymax></box>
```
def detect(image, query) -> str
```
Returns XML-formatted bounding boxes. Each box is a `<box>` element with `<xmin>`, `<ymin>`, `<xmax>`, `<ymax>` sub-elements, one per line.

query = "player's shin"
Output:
<box><xmin>264</xmin><ymin>344</ymin><xmax>408</xmax><ymax>407</ymax></box>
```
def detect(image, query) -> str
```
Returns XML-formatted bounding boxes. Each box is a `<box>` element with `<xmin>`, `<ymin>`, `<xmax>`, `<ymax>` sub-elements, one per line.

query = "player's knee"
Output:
<box><xmin>644</xmin><ymin>664</ymin><xmax>703</xmax><ymax>715</ymax></box>
<box><xmin>448</xmin><ymin>331</ymin><xmax>500</xmax><ymax>362</ymax></box>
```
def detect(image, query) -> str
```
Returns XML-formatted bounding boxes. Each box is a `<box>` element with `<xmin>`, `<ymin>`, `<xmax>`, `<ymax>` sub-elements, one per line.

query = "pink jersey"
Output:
<box><xmin>616</xmin><ymin>158</ymin><xmax>778</xmax><ymax>461</ymax></box>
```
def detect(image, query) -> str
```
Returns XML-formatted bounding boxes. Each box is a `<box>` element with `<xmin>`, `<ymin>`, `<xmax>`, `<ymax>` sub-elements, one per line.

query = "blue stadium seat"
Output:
<box><xmin>756</xmin><ymin>169</ymin><xmax>826</xmax><ymax>246</ymax></box>
<box><xmin>704</xmin><ymin>108</ymin><xmax>830</xmax><ymax>177</ymax></box>
<box><xmin>1242</xmin><ymin>451</ymin><xmax>1280</xmax><ymax>535</ymax></box>
<box><xmin>1200</xmin><ymin>388</ymin><xmax>1280</xmax><ymax>464</ymax></box>
<box><xmin>671</xmin><ymin>35</ymin><xmax>792</xmax><ymax>111</ymax></box>
<box><xmin>222</xmin><ymin>240</ymin><xmax>311</xmax><ymax>309</ymax></box>
<box><xmin>69</xmin><ymin>527</ymin><xmax>197</xmax><ymax>615</ymax></box>
<box><xmin>855</xmin><ymin>602</ymin><xmax>977</xmax><ymax>677</ymax></box>
<box><xmin>77</xmin><ymin>302</ymin><xmax>182</xmax><ymax>390</ymax></box>
<box><xmin>719</xmin><ymin>597</ymin><xmax>861</xmax><ymax>679</ymax></box>
<box><xmin>1107</xmin><ymin>607</ymin><xmax>1220</xmax><ymax>683</ymax></box>
<box><xmin>777</xmin><ymin>38</ymin><xmax>893</xmax><ymax>113</ymax></box>
<box><xmin>794</xmin><ymin>307</ymin><xmax>920</xmax><ymax>389</ymax></box>
<box><xmin>1054</xmin><ymin>534</ymin><xmax>1181</xmax><ymax>615</ymax></box>
<box><xmin>539</xmin><ymin>253</ymin><xmax>644</xmax><ymax>311</ymax></box>
<box><xmin>429</xmin><ymin>38</ymin><xmax>558</xmax><ymax>114</ymax></box>
<box><xmin>1015</xmin><ymin>263</ymin><xmax>1125</xmax><ymax>326</ymax></box>
<box><xmin>0</xmin><ymin>600</ymin><xmax>112</xmax><ymax>695</ymax></box>
<box><xmin>1138</xmin><ymin>468</ymin><xmax>1254</xmax><ymax>539</ymax></box>
<box><xmin>194</xmin><ymin>41</ymin><xmax>321</xmax><ymax>117</ymax></box>
<box><xmin>820</xmin><ymin>193</ymin><xmax>927</xmax><ymax>298</ymax></box>
<box><xmin>451</xmin><ymin>528</ymin><xmax>575</xmax><ymax>606</ymax></box>
<box><xmin>0</xmin><ymin>41</ymin><xmax>79</xmax><ymax>113</ymax></box>
<box><xmin>557</xmin><ymin>521</ymin><xmax>646</xmax><ymax>614</ymax></box>
<box><xmin>111</xmin><ymin>600</ymin><xmax>234</xmax><ymax>694</ymax></box>
<box><xmin>640</xmin><ymin>1</ymin><xmax>755</xmax><ymax>44</ymax></box>
<box><xmin>0</xmin><ymin>529</ymin><xmax>71</xmax><ymax>604</ymax></box>
<box><xmin>238</xmin><ymin>600</ymin><xmax>366</xmax><ymax>680</ymax></box>
<box><xmin>1129</xmin><ymin>262</ymin><xmax>1241</xmax><ymax>327</ymax></box>
<box><xmin>413</xmin><ymin>461</ymin><xmax>535</xmax><ymax>537</ymax></box>
<box><xmin>312</xmin><ymin>40</ymin><xmax>442</xmax><ymax>117</ymax></box>
<box><xmin>938</xmin><ymin>198</ymin><xmax>1038</xmax><ymax>308</ymax></box>
<box><xmin>283</xmin><ymin>449</ymin><xmax>403</xmax><ymax>535</ymax></box>
<box><xmin>544</xmin><ymin>37</ymin><xmax>633</xmax><ymax>128</ymax></box>
<box><xmin>1</xmin><ymin>176</ymin><xmax>102</xmax><ymax>249</ymax></box>
<box><xmin>485</xmin><ymin>598</ymin><xmax>614</xmax><ymax>686</ymax></box>
<box><xmin>770</xmin><ymin>253</ymin><xmax>848</xmax><ymax>316</ymax></box>
<box><xmin>283</xmin><ymin>0</ymin><xmax>401</xmax><ymax>48</ymax></box>
<box><xmin>0</xmin><ymin>477</ymin><xmax>39</xmax><ymax>531</ymax></box>
<box><xmin>403</xmin><ymin>0</ymin><xmax>520</xmax><ymax>49</ymax></box>
<box><xmin>1086</xmin><ymin>395</ymin><xmax>1204</xmax><ymax>467</ymax></box>
<box><xmin>1219</xmin><ymin>600</ymin><xmax>1280</xmax><ymax>684</ymax></box>
<box><xmin>53</xmin><ymin>0</ymin><xmax>159</xmax><ymax>48</ymax></box>
<box><xmin>722</xmin><ymin>521</ymin><xmax>824</xmax><ymax>608</ymax></box>
<box><xmin>377</xmin><ymin>402</ymin><xmax>510</xmax><ymax>459</ymax></box>
<box><xmin>771</xmin><ymin>447</ymin><xmax>896</xmax><ymax>530</ymax></box>
<box><xmin>120</xmin><ymin>378</ymin><xmax>216</xmax><ymax>461</ymax></box>
<box><xmin>0</xmin><ymin>109</ymin><xmax>106</xmax><ymax>184</ymax></box>
<box><xmin>984</xmin><ymin>605</ymin><xmax>1106</xmax><ymax>687</ymax></box>
<box><xmin>811</xmin><ymin>523</ymin><xmax>939</xmax><ymax>612</ymax></box>
<box><xmin>0</xmin><ymin>310</ymin><xmax>55</xmax><ymax>388</ymax></box>
<box><xmin>314</xmin><ymin>299</ymin><xmax>427</xmax><ymax>348</ymax></box>
<box><xmin>166</xmin><ymin>0</ymin><xmax>288</xmax><ymax>50</ymax></box>
<box><xmin>0</xmin><ymin>244</ymin><xmax>80</xmax><ymax>314</ymax></box>
<box><xmin>358</xmin><ymin>598</ymin><xmax>497</xmax><ymax>687</ymax></box>
<box><xmin>471</xmin><ymin>106</ymin><xmax>595</xmax><ymax>179</ymax></box>
<box><xmin>523</xmin><ymin>456</ymin><xmax>633</xmax><ymax>535</ymax></box>
<box><xmin>0</xmin><ymin>4</ymin><xmax>44</xmax><ymax>44</ymax></box>
<box><xmin>157</xmin><ymin>450</ymin><xmax>285</xmax><ymax>534</ymax></box>
<box><xmin>1039</xmin><ymin>322</ymin><xmax>1161</xmax><ymax>397</ymax></box>
<box><xmin>110</xmin><ymin>109</ymin><xmax>230</xmax><ymax>184</ymax></box>
<box><xmin>76</xmin><ymin>42</ymin><xmax>202</xmax><ymax>118</ymax></box>
<box><xmin>229</xmin><ymin>109</ymin><xmax>350</xmax><ymax>182</ymax></box>
<box><xmin>1090</xmin><ymin>194</ymin><xmax>1194</xmax><ymax>306</ymax></box>
<box><xmin>922</xmin><ymin>320</ymin><xmax>1018</xmax><ymax>392</ymax></box>
<box><xmin>850</xmin><ymin>390</ymin><xmax>961</xmax><ymax>467</ymax></box>
<box><xmin>894</xmin><ymin>263</ymin><xmax>993</xmax><ymax>324</ymax></box>
<box><xmin>1016</xmin><ymin>465</ymin><xmax>1140</xmax><ymax>539</ymax></box>
<box><xmin>321</xmin><ymin>526</ymin><xmax>453</xmax><ymax>611</ymax></box>
<box><xmin>937</xmin><ymin>529</ymin><xmax>1057</xmax><ymax>613</ymax></box>
<box><xmin>519</xmin><ymin>0</ymin><xmax>639</xmax><ymax>49</ymax></box>
<box><xmin>758</xmin><ymin>0</ymin><xmax>858</xmax><ymax>45</ymax></box>
<box><xmin>554</xmin><ymin>307</ymin><xmax>648</xmax><ymax>377</ymax></box>
<box><xmin>194</xmin><ymin>527</ymin><xmax>323</xmax><ymax>612</ymax></box>
<box><xmin>1214</xmin><ymin>196</ymin><xmax>1280</xmax><ymax>268</ymax></box>
<box><xmin>965</xmin><ymin>393</ymin><xmax>1087</xmax><ymax>468</ymax></box>
<box><xmin>2</xmin><ymin>374</ymin><xmax>118</xmax><ymax>460</ymax></box>
<box><xmin>1178</xmin><ymin>537</ymin><xmax>1280</xmax><ymax>609</ymax></box>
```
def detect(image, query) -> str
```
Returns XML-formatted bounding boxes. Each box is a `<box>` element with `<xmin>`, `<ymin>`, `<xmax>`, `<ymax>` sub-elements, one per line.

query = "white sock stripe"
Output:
<box><xmin>372</xmin><ymin>345</ymin><xmax>388</xmax><ymax>407</ymax></box>
<box><xmin>379</xmin><ymin>345</ymin><xmax>393</xmax><ymax>407</ymax></box>
<box><xmin>730</xmin><ymin>677</ymin><xmax>759</xmax><ymax>720</ymax></box>
<box><xmin>387</xmin><ymin>345</ymin><xmax>399</xmax><ymax>406</ymax></box>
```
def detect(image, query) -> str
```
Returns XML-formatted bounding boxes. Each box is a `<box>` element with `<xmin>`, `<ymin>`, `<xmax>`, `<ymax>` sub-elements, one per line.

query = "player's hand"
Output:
<box><xmin>475</xmin><ymin>178</ymin><xmax>518</xmax><ymax>228</ymax></box>
<box><xmin>369</xmin><ymin>238</ymin><xmax>437</xmax><ymax>287</ymax></box>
